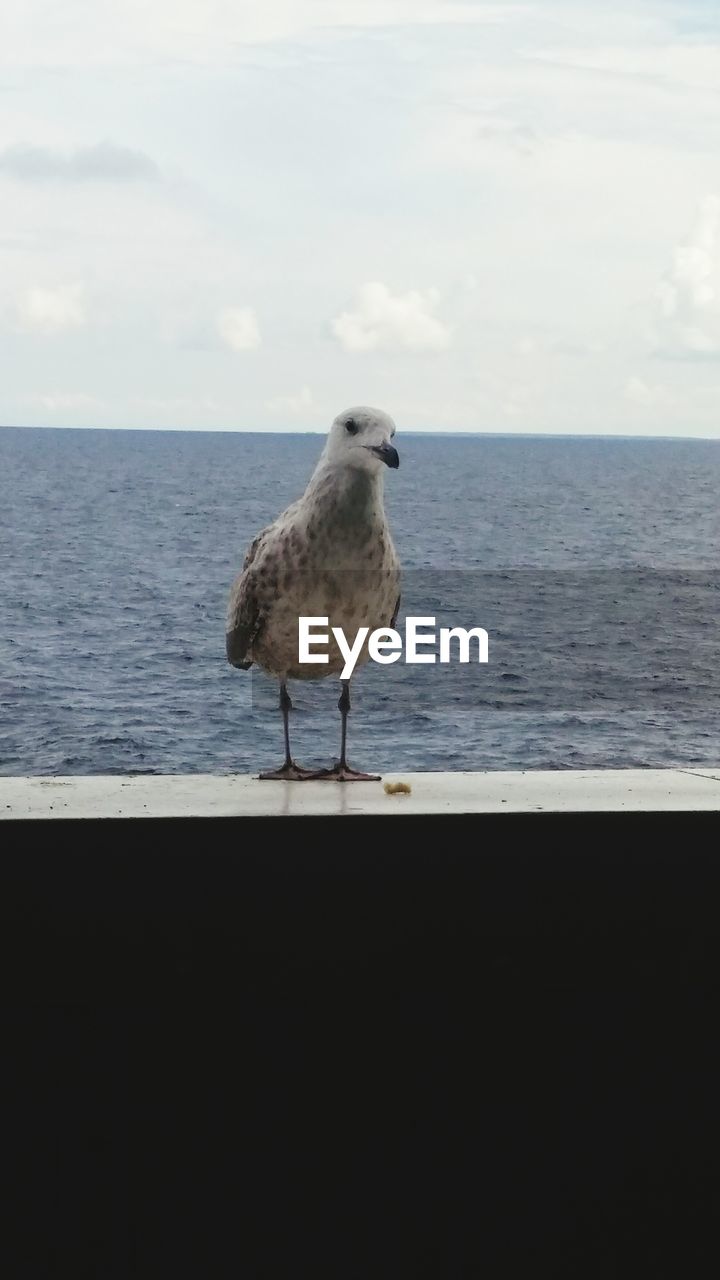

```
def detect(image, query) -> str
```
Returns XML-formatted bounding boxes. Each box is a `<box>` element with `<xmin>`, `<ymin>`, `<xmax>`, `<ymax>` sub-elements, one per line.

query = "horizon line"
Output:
<box><xmin>1</xmin><ymin>422</ymin><xmax>719</xmax><ymax>443</ymax></box>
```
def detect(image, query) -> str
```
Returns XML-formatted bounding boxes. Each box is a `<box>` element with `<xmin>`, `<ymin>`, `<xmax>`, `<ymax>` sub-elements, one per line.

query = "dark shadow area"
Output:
<box><xmin>3</xmin><ymin>813</ymin><xmax>720</xmax><ymax>1276</ymax></box>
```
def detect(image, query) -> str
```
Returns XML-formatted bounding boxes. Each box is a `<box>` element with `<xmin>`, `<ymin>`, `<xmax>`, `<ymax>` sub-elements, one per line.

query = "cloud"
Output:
<box><xmin>527</xmin><ymin>41</ymin><xmax>720</xmax><ymax>95</ymax></box>
<box><xmin>331</xmin><ymin>282</ymin><xmax>451</xmax><ymax>353</ymax></box>
<box><xmin>265</xmin><ymin>385</ymin><xmax>313</xmax><ymax>413</ymax></box>
<box><xmin>0</xmin><ymin>141</ymin><xmax>159</xmax><ymax>183</ymax></box>
<box><xmin>13</xmin><ymin>284</ymin><xmax>87</xmax><ymax>334</ymax></box>
<box><xmin>0</xmin><ymin>2</ymin><xmax>530</xmax><ymax>68</ymax></box>
<box><xmin>470</xmin><ymin>112</ymin><xmax>539</xmax><ymax>155</ymax></box>
<box><xmin>24</xmin><ymin>391</ymin><xmax>104</xmax><ymax>412</ymax></box>
<box><xmin>654</xmin><ymin>194</ymin><xmax>720</xmax><ymax>356</ymax></box>
<box><xmin>624</xmin><ymin>376</ymin><xmax>669</xmax><ymax>408</ymax></box>
<box><xmin>217</xmin><ymin>306</ymin><xmax>261</xmax><ymax>351</ymax></box>
<box><xmin>134</xmin><ymin>395</ymin><xmax>224</xmax><ymax>413</ymax></box>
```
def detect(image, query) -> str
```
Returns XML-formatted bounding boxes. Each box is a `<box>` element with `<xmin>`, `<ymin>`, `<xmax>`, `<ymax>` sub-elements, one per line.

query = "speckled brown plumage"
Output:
<box><xmin>226</xmin><ymin>408</ymin><xmax>401</xmax><ymax>680</ymax></box>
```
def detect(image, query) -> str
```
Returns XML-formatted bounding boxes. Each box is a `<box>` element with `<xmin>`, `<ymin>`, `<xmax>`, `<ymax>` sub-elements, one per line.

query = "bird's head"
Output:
<box><xmin>322</xmin><ymin>406</ymin><xmax>399</xmax><ymax>473</ymax></box>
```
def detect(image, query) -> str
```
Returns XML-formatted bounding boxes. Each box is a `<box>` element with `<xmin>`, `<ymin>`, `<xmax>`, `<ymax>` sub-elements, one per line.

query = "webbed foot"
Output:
<box><xmin>310</xmin><ymin>762</ymin><xmax>381</xmax><ymax>782</ymax></box>
<box><xmin>258</xmin><ymin>761</ymin><xmax>320</xmax><ymax>781</ymax></box>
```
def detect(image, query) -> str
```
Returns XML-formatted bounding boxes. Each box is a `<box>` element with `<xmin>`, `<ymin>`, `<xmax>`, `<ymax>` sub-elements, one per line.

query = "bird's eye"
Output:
<box><xmin>345</xmin><ymin>418</ymin><xmax>358</xmax><ymax>435</ymax></box>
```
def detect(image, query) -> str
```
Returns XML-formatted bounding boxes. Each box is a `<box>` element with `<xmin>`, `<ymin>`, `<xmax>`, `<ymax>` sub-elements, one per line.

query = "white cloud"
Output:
<box><xmin>527</xmin><ymin>42</ymin><xmax>720</xmax><ymax>95</ymax></box>
<box><xmin>468</xmin><ymin>112</ymin><xmax>539</xmax><ymax>155</ymax></box>
<box><xmin>265</xmin><ymin>385</ymin><xmax>313</xmax><ymax>413</ymax></box>
<box><xmin>13</xmin><ymin>284</ymin><xmax>87</xmax><ymax>334</ymax></box>
<box><xmin>624</xmin><ymin>376</ymin><xmax>669</xmax><ymax>408</ymax></box>
<box><xmin>0</xmin><ymin>2</ymin><xmax>529</xmax><ymax>68</ymax></box>
<box><xmin>0</xmin><ymin>141</ymin><xmax>159</xmax><ymax>182</ymax></box>
<box><xmin>216</xmin><ymin>306</ymin><xmax>261</xmax><ymax>352</ymax></box>
<box><xmin>135</xmin><ymin>395</ymin><xmax>224</xmax><ymax>412</ymax></box>
<box><xmin>24</xmin><ymin>391</ymin><xmax>104</xmax><ymax>412</ymax></box>
<box><xmin>332</xmin><ymin>282</ymin><xmax>451</xmax><ymax>354</ymax></box>
<box><xmin>654</xmin><ymin>194</ymin><xmax>720</xmax><ymax>356</ymax></box>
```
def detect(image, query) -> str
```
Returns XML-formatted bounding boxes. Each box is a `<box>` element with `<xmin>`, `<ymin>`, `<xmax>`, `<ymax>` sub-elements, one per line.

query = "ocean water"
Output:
<box><xmin>1</xmin><ymin>425</ymin><xmax>719</xmax><ymax>775</ymax></box>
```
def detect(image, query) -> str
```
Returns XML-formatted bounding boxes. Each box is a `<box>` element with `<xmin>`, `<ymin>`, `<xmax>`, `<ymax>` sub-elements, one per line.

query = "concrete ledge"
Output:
<box><xmin>2</xmin><ymin>767</ymin><xmax>720</xmax><ymax>819</ymax></box>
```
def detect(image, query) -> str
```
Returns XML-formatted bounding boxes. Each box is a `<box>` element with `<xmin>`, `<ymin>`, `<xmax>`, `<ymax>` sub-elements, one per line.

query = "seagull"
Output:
<box><xmin>226</xmin><ymin>406</ymin><xmax>401</xmax><ymax>780</ymax></box>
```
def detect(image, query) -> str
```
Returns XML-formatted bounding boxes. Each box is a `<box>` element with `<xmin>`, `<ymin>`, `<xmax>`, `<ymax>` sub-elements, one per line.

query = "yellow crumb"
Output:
<box><xmin>383</xmin><ymin>780</ymin><xmax>412</xmax><ymax>795</ymax></box>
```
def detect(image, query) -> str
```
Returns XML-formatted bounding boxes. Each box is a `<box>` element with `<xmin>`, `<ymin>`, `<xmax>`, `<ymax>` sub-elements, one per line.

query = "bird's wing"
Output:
<box><xmin>391</xmin><ymin>590</ymin><xmax>401</xmax><ymax>630</ymax></box>
<box><xmin>225</xmin><ymin>497</ymin><xmax>307</xmax><ymax>669</ymax></box>
<box><xmin>225</xmin><ymin>526</ymin><xmax>273</xmax><ymax>669</ymax></box>
<box><xmin>225</xmin><ymin>575</ymin><xmax>260</xmax><ymax>669</ymax></box>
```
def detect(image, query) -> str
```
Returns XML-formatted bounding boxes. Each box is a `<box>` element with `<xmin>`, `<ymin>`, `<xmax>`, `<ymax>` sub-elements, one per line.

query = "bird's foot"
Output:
<box><xmin>310</xmin><ymin>761</ymin><xmax>381</xmax><ymax>782</ymax></box>
<box><xmin>258</xmin><ymin>761</ymin><xmax>320</xmax><ymax>781</ymax></box>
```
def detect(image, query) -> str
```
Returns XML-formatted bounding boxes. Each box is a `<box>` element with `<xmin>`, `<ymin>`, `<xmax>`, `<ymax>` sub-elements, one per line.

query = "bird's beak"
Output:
<box><xmin>367</xmin><ymin>442</ymin><xmax>400</xmax><ymax>469</ymax></box>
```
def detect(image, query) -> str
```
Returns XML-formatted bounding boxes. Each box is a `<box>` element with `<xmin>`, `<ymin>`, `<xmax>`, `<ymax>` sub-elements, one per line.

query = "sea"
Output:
<box><xmin>1</xmin><ymin>426</ymin><xmax>719</xmax><ymax>776</ymax></box>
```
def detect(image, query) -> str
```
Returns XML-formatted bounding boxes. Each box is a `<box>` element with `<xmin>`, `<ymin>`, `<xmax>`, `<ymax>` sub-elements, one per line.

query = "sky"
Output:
<box><xmin>2</xmin><ymin>0</ymin><xmax>720</xmax><ymax>435</ymax></box>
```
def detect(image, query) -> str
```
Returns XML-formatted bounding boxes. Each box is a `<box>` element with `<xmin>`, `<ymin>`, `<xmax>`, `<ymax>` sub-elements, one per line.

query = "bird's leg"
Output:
<box><xmin>258</xmin><ymin>681</ymin><xmax>318</xmax><ymax>780</ymax></box>
<box><xmin>312</xmin><ymin>680</ymin><xmax>381</xmax><ymax>782</ymax></box>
